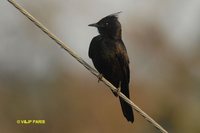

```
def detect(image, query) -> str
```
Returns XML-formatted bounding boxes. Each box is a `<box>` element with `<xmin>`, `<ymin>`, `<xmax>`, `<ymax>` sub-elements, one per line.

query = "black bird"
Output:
<box><xmin>88</xmin><ymin>12</ymin><xmax>134</xmax><ymax>123</ymax></box>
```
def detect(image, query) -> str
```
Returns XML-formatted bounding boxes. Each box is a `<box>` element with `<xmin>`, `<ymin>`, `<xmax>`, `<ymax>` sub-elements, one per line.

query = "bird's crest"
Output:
<box><xmin>106</xmin><ymin>11</ymin><xmax>122</xmax><ymax>18</ymax></box>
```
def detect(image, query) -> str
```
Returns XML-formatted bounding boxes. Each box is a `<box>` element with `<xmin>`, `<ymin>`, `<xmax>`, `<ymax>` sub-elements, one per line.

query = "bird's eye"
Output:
<box><xmin>105</xmin><ymin>22</ymin><xmax>109</xmax><ymax>26</ymax></box>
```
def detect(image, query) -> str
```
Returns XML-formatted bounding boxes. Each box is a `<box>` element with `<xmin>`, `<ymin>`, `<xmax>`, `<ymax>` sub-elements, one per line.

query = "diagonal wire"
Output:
<box><xmin>7</xmin><ymin>0</ymin><xmax>168</xmax><ymax>133</ymax></box>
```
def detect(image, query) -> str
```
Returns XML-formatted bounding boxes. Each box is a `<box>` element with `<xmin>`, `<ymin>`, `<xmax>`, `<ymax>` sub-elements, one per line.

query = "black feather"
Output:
<box><xmin>88</xmin><ymin>13</ymin><xmax>134</xmax><ymax>123</ymax></box>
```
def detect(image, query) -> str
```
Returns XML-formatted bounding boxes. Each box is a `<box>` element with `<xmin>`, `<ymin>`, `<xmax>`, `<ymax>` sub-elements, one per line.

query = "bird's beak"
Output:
<box><xmin>88</xmin><ymin>23</ymin><xmax>99</xmax><ymax>27</ymax></box>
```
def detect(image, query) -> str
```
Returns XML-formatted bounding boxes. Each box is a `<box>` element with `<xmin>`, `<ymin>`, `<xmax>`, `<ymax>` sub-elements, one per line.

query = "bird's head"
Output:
<box><xmin>89</xmin><ymin>12</ymin><xmax>122</xmax><ymax>39</ymax></box>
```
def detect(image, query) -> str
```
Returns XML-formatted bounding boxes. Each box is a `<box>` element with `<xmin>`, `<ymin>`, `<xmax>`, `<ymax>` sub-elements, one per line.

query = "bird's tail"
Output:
<box><xmin>119</xmin><ymin>81</ymin><xmax>134</xmax><ymax>123</ymax></box>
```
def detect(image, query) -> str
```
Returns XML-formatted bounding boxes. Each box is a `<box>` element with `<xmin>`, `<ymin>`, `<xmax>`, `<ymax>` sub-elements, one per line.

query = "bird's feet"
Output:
<box><xmin>97</xmin><ymin>73</ymin><xmax>103</xmax><ymax>82</ymax></box>
<box><xmin>113</xmin><ymin>87</ymin><xmax>121</xmax><ymax>97</ymax></box>
<box><xmin>117</xmin><ymin>87</ymin><xmax>121</xmax><ymax>96</ymax></box>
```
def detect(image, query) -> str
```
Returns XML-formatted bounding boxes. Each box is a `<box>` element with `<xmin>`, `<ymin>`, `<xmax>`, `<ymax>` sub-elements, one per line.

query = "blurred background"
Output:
<box><xmin>0</xmin><ymin>0</ymin><xmax>200</xmax><ymax>132</ymax></box>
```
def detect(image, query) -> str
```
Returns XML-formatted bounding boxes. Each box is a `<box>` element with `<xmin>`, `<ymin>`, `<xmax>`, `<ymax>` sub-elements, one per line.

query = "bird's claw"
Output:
<box><xmin>117</xmin><ymin>87</ymin><xmax>121</xmax><ymax>95</ymax></box>
<box><xmin>98</xmin><ymin>74</ymin><xmax>103</xmax><ymax>82</ymax></box>
<box><xmin>113</xmin><ymin>87</ymin><xmax>121</xmax><ymax>97</ymax></box>
<box><xmin>116</xmin><ymin>87</ymin><xmax>121</xmax><ymax>97</ymax></box>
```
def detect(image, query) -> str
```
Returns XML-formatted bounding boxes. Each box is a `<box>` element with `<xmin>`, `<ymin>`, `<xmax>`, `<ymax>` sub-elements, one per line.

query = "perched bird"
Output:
<box><xmin>88</xmin><ymin>12</ymin><xmax>134</xmax><ymax>123</ymax></box>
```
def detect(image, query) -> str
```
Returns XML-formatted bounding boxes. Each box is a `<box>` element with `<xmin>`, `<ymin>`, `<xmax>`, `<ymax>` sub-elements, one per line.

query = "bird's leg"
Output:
<box><xmin>116</xmin><ymin>82</ymin><xmax>121</xmax><ymax>96</ymax></box>
<box><xmin>97</xmin><ymin>73</ymin><xmax>103</xmax><ymax>82</ymax></box>
<box><xmin>117</xmin><ymin>86</ymin><xmax>121</xmax><ymax>96</ymax></box>
<box><xmin>113</xmin><ymin>82</ymin><xmax>121</xmax><ymax>97</ymax></box>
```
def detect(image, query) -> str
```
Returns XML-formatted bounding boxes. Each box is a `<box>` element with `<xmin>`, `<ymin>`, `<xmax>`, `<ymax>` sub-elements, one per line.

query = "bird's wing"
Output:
<box><xmin>88</xmin><ymin>35</ymin><xmax>101</xmax><ymax>59</ymax></box>
<box><xmin>115</xmin><ymin>42</ymin><xmax>130</xmax><ymax>83</ymax></box>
